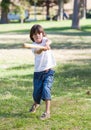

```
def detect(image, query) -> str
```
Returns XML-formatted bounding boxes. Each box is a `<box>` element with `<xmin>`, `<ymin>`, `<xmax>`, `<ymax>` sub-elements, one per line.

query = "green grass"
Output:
<box><xmin>0</xmin><ymin>19</ymin><xmax>91</xmax><ymax>130</ymax></box>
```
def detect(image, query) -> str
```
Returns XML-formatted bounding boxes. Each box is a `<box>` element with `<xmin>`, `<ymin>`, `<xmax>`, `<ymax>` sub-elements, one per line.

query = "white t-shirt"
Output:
<box><xmin>32</xmin><ymin>37</ymin><xmax>56</xmax><ymax>72</ymax></box>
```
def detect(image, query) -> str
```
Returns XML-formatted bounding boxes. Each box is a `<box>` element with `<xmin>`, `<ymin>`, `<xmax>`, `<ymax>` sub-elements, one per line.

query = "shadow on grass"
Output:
<box><xmin>0</xmin><ymin>24</ymin><xmax>91</xmax><ymax>49</ymax></box>
<box><xmin>0</xmin><ymin>64</ymin><xmax>34</xmax><ymax>87</ymax></box>
<box><xmin>0</xmin><ymin>64</ymin><xmax>34</xmax><ymax>119</ymax></box>
<box><xmin>81</xmin><ymin>25</ymin><xmax>91</xmax><ymax>32</ymax></box>
<box><xmin>45</xmin><ymin>26</ymin><xmax>91</xmax><ymax>36</ymax></box>
<box><xmin>0</xmin><ymin>29</ymin><xmax>29</xmax><ymax>35</ymax></box>
<box><xmin>51</xmin><ymin>41</ymin><xmax>91</xmax><ymax>49</ymax></box>
<box><xmin>0</xmin><ymin>25</ymin><xmax>91</xmax><ymax>36</ymax></box>
<box><xmin>0</xmin><ymin>41</ymin><xmax>91</xmax><ymax>50</ymax></box>
<box><xmin>0</xmin><ymin>43</ymin><xmax>22</xmax><ymax>49</ymax></box>
<box><xmin>69</xmin><ymin>58</ymin><xmax>91</xmax><ymax>64</ymax></box>
<box><xmin>7</xmin><ymin>64</ymin><xmax>34</xmax><ymax>70</ymax></box>
<box><xmin>0</xmin><ymin>59</ymin><xmax>91</xmax><ymax>119</ymax></box>
<box><xmin>53</xmin><ymin>58</ymin><xmax>91</xmax><ymax>97</ymax></box>
<box><xmin>0</xmin><ymin>112</ymin><xmax>36</xmax><ymax>119</ymax></box>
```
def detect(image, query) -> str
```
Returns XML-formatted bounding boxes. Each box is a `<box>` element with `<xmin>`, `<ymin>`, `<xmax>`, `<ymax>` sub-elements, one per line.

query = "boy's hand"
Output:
<box><xmin>34</xmin><ymin>46</ymin><xmax>49</xmax><ymax>54</ymax></box>
<box><xmin>43</xmin><ymin>45</ymin><xmax>50</xmax><ymax>51</ymax></box>
<box><xmin>44</xmin><ymin>39</ymin><xmax>51</xmax><ymax>50</ymax></box>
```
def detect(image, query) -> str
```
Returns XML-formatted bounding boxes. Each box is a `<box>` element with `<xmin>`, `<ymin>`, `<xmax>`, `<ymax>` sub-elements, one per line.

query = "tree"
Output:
<box><xmin>72</xmin><ymin>0</ymin><xmax>87</xmax><ymax>29</ymax></box>
<box><xmin>57</xmin><ymin>0</ymin><xmax>64</xmax><ymax>20</ymax></box>
<box><xmin>29</xmin><ymin>0</ymin><xmax>71</xmax><ymax>21</ymax></box>
<box><xmin>0</xmin><ymin>0</ymin><xmax>20</xmax><ymax>23</ymax></box>
<box><xmin>57</xmin><ymin>0</ymin><xmax>71</xmax><ymax>20</ymax></box>
<box><xmin>72</xmin><ymin>0</ymin><xmax>81</xmax><ymax>29</ymax></box>
<box><xmin>42</xmin><ymin>0</ymin><xmax>70</xmax><ymax>21</ymax></box>
<box><xmin>0</xmin><ymin>0</ymin><xmax>10</xmax><ymax>23</ymax></box>
<box><xmin>17</xmin><ymin>0</ymin><xmax>30</xmax><ymax>23</ymax></box>
<box><xmin>0</xmin><ymin>0</ymin><xmax>30</xmax><ymax>24</ymax></box>
<box><xmin>80</xmin><ymin>0</ymin><xmax>87</xmax><ymax>19</ymax></box>
<box><xmin>42</xmin><ymin>0</ymin><xmax>57</xmax><ymax>20</ymax></box>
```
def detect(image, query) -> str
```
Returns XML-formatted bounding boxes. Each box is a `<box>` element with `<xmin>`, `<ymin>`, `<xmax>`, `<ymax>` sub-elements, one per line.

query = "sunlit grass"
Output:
<box><xmin>0</xmin><ymin>20</ymin><xmax>91</xmax><ymax>130</ymax></box>
<box><xmin>0</xmin><ymin>19</ymin><xmax>91</xmax><ymax>33</ymax></box>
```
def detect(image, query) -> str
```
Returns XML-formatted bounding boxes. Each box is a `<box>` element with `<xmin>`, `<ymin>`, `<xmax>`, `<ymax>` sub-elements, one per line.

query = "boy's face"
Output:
<box><xmin>32</xmin><ymin>32</ymin><xmax>43</xmax><ymax>43</ymax></box>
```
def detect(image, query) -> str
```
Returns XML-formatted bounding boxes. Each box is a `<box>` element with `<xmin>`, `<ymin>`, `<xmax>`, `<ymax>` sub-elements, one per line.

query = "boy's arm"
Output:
<box><xmin>23</xmin><ymin>43</ymin><xmax>46</xmax><ymax>49</ymax></box>
<box><xmin>23</xmin><ymin>39</ymin><xmax>52</xmax><ymax>54</ymax></box>
<box><xmin>46</xmin><ymin>39</ymin><xmax>52</xmax><ymax>45</ymax></box>
<box><xmin>23</xmin><ymin>43</ymin><xmax>47</xmax><ymax>54</ymax></box>
<box><xmin>45</xmin><ymin>39</ymin><xmax>52</xmax><ymax>50</ymax></box>
<box><xmin>34</xmin><ymin>48</ymin><xmax>45</xmax><ymax>54</ymax></box>
<box><xmin>34</xmin><ymin>39</ymin><xmax>52</xmax><ymax>54</ymax></box>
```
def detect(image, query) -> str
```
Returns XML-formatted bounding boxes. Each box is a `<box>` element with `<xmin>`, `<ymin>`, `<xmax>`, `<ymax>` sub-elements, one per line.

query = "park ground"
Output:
<box><xmin>0</xmin><ymin>20</ymin><xmax>91</xmax><ymax>130</ymax></box>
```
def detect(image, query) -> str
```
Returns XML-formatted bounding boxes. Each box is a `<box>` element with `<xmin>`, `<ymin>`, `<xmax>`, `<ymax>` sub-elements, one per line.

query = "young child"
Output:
<box><xmin>28</xmin><ymin>24</ymin><xmax>56</xmax><ymax>120</ymax></box>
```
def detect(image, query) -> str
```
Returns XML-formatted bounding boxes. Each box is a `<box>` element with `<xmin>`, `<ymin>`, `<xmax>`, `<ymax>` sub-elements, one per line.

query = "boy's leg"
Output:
<box><xmin>33</xmin><ymin>72</ymin><xmax>43</xmax><ymax>104</ymax></box>
<box><xmin>40</xmin><ymin>100</ymin><xmax>50</xmax><ymax>120</ymax></box>
<box><xmin>45</xmin><ymin>100</ymin><xmax>50</xmax><ymax>114</ymax></box>
<box><xmin>29</xmin><ymin>101</ymin><xmax>39</xmax><ymax>113</ymax></box>
<box><xmin>30</xmin><ymin>71</ymin><xmax>43</xmax><ymax>113</ymax></box>
<box><xmin>40</xmin><ymin>70</ymin><xmax>55</xmax><ymax>120</ymax></box>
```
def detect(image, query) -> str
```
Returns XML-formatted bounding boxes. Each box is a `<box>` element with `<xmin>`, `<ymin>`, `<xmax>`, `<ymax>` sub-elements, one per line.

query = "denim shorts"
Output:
<box><xmin>33</xmin><ymin>69</ymin><xmax>55</xmax><ymax>104</ymax></box>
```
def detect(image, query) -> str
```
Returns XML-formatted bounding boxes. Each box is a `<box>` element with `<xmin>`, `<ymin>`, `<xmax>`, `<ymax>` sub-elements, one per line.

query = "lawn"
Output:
<box><xmin>0</xmin><ymin>19</ymin><xmax>91</xmax><ymax>130</ymax></box>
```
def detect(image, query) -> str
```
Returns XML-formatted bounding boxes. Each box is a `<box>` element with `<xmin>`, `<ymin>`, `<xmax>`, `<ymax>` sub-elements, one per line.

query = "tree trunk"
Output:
<box><xmin>0</xmin><ymin>8</ymin><xmax>9</xmax><ymax>24</ymax></box>
<box><xmin>46</xmin><ymin>0</ymin><xmax>50</xmax><ymax>20</ymax></box>
<box><xmin>58</xmin><ymin>0</ymin><xmax>64</xmax><ymax>20</ymax></box>
<box><xmin>0</xmin><ymin>0</ymin><xmax>10</xmax><ymax>24</ymax></box>
<box><xmin>72</xmin><ymin>0</ymin><xmax>81</xmax><ymax>29</ymax></box>
<box><xmin>81</xmin><ymin>0</ymin><xmax>87</xmax><ymax>19</ymax></box>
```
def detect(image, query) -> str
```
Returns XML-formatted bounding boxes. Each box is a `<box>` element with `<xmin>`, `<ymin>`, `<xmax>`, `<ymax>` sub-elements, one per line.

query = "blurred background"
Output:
<box><xmin>0</xmin><ymin>0</ymin><xmax>91</xmax><ymax>24</ymax></box>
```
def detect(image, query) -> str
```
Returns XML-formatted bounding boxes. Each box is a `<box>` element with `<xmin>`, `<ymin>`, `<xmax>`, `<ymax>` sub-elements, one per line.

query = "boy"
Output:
<box><xmin>25</xmin><ymin>24</ymin><xmax>56</xmax><ymax>120</ymax></box>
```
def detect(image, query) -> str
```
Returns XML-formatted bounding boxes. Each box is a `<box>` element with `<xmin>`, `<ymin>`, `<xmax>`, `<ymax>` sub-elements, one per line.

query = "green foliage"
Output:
<box><xmin>1</xmin><ymin>0</ymin><xmax>10</xmax><ymax>11</ymax></box>
<box><xmin>18</xmin><ymin>6</ymin><xmax>25</xmax><ymax>20</ymax></box>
